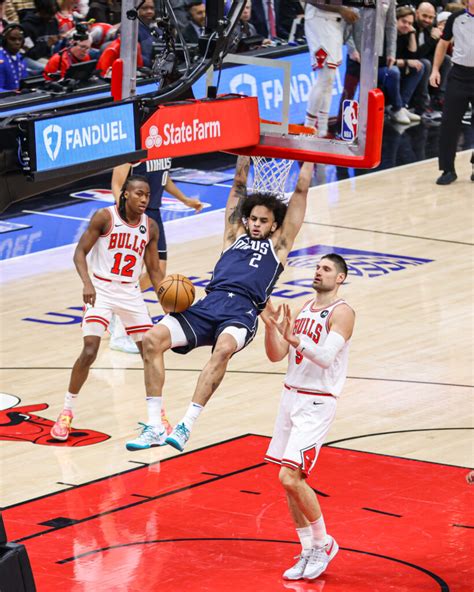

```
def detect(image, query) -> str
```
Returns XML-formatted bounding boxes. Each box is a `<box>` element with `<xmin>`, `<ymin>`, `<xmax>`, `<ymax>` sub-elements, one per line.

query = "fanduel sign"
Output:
<box><xmin>34</xmin><ymin>103</ymin><xmax>137</xmax><ymax>172</ymax></box>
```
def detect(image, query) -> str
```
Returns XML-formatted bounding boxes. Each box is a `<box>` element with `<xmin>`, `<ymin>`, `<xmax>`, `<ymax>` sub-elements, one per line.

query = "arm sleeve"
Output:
<box><xmin>295</xmin><ymin>331</ymin><xmax>346</xmax><ymax>369</ymax></box>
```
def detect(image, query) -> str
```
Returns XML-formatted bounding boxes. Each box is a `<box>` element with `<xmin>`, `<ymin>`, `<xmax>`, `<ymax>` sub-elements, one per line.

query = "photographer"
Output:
<box><xmin>43</xmin><ymin>23</ymin><xmax>91</xmax><ymax>80</ymax></box>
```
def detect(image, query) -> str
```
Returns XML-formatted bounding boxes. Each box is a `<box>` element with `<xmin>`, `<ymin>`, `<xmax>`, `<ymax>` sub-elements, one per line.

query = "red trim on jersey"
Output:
<box><xmin>126</xmin><ymin>324</ymin><xmax>153</xmax><ymax>330</ymax></box>
<box><xmin>93</xmin><ymin>273</ymin><xmax>134</xmax><ymax>285</ymax></box>
<box><xmin>281</xmin><ymin>458</ymin><xmax>301</xmax><ymax>470</ymax></box>
<box><xmin>126</xmin><ymin>326</ymin><xmax>153</xmax><ymax>335</ymax></box>
<box><xmin>85</xmin><ymin>318</ymin><xmax>109</xmax><ymax>330</ymax></box>
<box><xmin>100</xmin><ymin>208</ymin><xmax>114</xmax><ymax>238</ymax></box>
<box><xmin>284</xmin><ymin>383</ymin><xmax>334</xmax><ymax>397</ymax></box>
<box><xmin>309</xmin><ymin>298</ymin><xmax>344</xmax><ymax>313</ymax></box>
<box><xmin>114</xmin><ymin>205</ymin><xmax>143</xmax><ymax>228</ymax></box>
<box><xmin>264</xmin><ymin>454</ymin><xmax>283</xmax><ymax>465</ymax></box>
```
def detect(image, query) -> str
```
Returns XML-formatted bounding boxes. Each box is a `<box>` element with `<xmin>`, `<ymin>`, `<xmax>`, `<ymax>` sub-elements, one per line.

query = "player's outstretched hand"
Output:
<box><xmin>261</xmin><ymin>299</ymin><xmax>282</xmax><ymax>327</ymax></box>
<box><xmin>281</xmin><ymin>304</ymin><xmax>299</xmax><ymax>347</ymax></box>
<box><xmin>186</xmin><ymin>198</ymin><xmax>204</xmax><ymax>212</ymax></box>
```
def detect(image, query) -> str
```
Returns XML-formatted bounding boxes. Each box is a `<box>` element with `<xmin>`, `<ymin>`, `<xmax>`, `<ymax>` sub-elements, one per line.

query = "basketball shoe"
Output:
<box><xmin>126</xmin><ymin>423</ymin><xmax>167</xmax><ymax>450</ymax></box>
<box><xmin>50</xmin><ymin>409</ymin><xmax>73</xmax><ymax>441</ymax></box>
<box><xmin>303</xmin><ymin>536</ymin><xmax>339</xmax><ymax>581</ymax></box>
<box><xmin>282</xmin><ymin>550</ymin><xmax>312</xmax><ymax>580</ymax></box>
<box><xmin>165</xmin><ymin>422</ymin><xmax>190</xmax><ymax>452</ymax></box>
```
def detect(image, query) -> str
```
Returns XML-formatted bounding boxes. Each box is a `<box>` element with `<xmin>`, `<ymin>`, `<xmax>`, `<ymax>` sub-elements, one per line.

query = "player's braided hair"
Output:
<box><xmin>118</xmin><ymin>175</ymin><xmax>149</xmax><ymax>222</ymax></box>
<box><xmin>241</xmin><ymin>192</ymin><xmax>287</xmax><ymax>230</ymax></box>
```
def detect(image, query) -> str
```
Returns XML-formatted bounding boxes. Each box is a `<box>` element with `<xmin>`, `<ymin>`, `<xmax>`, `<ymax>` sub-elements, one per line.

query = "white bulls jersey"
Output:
<box><xmin>285</xmin><ymin>299</ymin><xmax>352</xmax><ymax>397</ymax></box>
<box><xmin>89</xmin><ymin>206</ymin><xmax>150</xmax><ymax>283</ymax></box>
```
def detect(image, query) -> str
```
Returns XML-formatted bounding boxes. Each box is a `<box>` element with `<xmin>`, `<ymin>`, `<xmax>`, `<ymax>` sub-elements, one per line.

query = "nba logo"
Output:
<box><xmin>341</xmin><ymin>100</ymin><xmax>359</xmax><ymax>142</ymax></box>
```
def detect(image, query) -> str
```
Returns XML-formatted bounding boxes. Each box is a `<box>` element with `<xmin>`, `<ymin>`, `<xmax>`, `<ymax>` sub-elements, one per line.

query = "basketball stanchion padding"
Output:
<box><xmin>0</xmin><ymin>513</ymin><xmax>36</xmax><ymax>591</ymax></box>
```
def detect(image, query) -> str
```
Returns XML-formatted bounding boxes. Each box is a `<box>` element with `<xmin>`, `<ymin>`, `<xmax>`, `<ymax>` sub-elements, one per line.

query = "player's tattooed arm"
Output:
<box><xmin>224</xmin><ymin>156</ymin><xmax>250</xmax><ymax>245</ymax></box>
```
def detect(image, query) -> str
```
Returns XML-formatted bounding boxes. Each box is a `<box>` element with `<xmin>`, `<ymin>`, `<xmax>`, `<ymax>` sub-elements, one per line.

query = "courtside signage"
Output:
<box><xmin>33</xmin><ymin>103</ymin><xmax>137</xmax><ymax>172</ymax></box>
<box><xmin>142</xmin><ymin>97</ymin><xmax>260</xmax><ymax>158</ymax></box>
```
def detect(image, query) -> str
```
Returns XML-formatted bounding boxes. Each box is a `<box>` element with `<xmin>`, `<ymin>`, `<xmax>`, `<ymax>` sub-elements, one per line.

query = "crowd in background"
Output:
<box><xmin>0</xmin><ymin>0</ymin><xmax>471</xmax><ymax>135</ymax></box>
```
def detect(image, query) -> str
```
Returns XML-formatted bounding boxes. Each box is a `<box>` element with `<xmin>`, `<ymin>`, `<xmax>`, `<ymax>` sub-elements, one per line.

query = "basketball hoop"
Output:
<box><xmin>250</xmin><ymin>122</ymin><xmax>315</xmax><ymax>200</ymax></box>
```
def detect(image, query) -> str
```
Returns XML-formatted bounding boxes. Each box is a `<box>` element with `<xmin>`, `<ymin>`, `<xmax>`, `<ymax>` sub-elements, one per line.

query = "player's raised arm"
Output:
<box><xmin>223</xmin><ymin>155</ymin><xmax>251</xmax><ymax>248</ymax></box>
<box><xmin>275</xmin><ymin>162</ymin><xmax>314</xmax><ymax>262</ymax></box>
<box><xmin>73</xmin><ymin>209</ymin><xmax>111</xmax><ymax>306</ymax></box>
<box><xmin>111</xmin><ymin>163</ymin><xmax>132</xmax><ymax>203</ymax></box>
<box><xmin>143</xmin><ymin>219</ymin><xmax>165</xmax><ymax>294</ymax></box>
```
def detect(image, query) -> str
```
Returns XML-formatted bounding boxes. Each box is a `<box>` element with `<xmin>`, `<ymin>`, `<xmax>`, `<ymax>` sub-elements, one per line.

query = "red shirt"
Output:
<box><xmin>97</xmin><ymin>39</ymin><xmax>143</xmax><ymax>77</ymax></box>
<box><xmin>43</xmin><ymin>49</ymin><xmax>91</xmax><ymax>80</ymax></box>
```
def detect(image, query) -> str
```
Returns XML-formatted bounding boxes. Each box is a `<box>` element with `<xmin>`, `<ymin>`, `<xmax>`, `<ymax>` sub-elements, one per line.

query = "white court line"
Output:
<box><xmin>22</xmin><ymin>210</ymin><xmax>90</xmax><ymax>222</ymax></box>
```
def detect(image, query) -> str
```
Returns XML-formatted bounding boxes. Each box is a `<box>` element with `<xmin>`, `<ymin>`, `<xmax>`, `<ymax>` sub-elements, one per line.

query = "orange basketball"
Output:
<box><xmin>157</xmin><ymin>274</ymin><xmax>195</xmax><ymax>313</ymax></box>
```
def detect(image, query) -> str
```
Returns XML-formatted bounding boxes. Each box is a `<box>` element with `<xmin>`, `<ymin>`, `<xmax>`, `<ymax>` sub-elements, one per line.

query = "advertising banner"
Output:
<box><xmin>33</xmin><ymin>103</ymin><xmax>138</xmax><ymax>172</ymax></box>
<box><xmin>141</xmin><ymin>97</ymin><xmax>260</xmax><ymax>159</ymax></box>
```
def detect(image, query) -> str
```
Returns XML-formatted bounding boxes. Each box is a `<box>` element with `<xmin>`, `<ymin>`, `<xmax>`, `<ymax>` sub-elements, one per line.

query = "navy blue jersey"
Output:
<box><xmin>132</xmin><ymin>158</ymin><xmax>172</xmax><ymax>209</ymax></box>
<box><xmin>206</xmin><ymin>233</ymin><xmax>284</xmax><ymax>312</ymax></box>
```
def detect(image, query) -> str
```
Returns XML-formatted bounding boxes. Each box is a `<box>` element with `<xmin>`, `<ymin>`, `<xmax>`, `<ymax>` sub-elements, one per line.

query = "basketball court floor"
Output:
<box><xmin>0</xmin><ymin>150</ymin><xmax>473</xmax><ymax>591</ymax></box>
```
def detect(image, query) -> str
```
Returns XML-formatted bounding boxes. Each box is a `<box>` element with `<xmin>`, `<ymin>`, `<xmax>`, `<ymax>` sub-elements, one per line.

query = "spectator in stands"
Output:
<box><xmin>87</xmin><ymin>0</ymin><xmax>119</xmax><ymax>24</ymax></box>
<box><xmin>182</xmin><ymin>0</ymin><xmax>205</xmax><ymax>44</ymax></box>
<box><xmin>55</xmin><ymin>0</ymin><xmax>76</xmax><ymax>35</ymax></box>
<box><xmin>22</xmin><ymin>0</ymin><xmax>59</xmax><ymax>74</ymax></box>
<box><xmin>97</xmin><ymin>33</ymin><xmax>143</xmax><ymax>77</ymax></box>
<box><xmin>0</xmin><ymin>23</ymin><xmax>27</xmax><ymax>90</ymax></box>
<box><xmin>0</xmin><ymin>0</ymin><xmax>9</xmax><ymax>33</ymax></box>
<box><xmin>138</xmin><ymin>0</ymin><xmax>159</xmax><ymax>68</ymax></box>
<box><xmin>413</xmin><ymin>2</ymin><xmax>444</xmax><ymax>117</ymax></box>
<box><xmin>277</xmin><ymin>0</ymin><xmax>304</xmax><ymax>41</ymax></box>
<box><xmin>228</xmin><ymin>0</ymin><xmax>271</xmax><ymax>53</ymax></box>
<box><xmin>6</xmin><ymin>0</ymin><xmax>35</xmax><ymax>22</ymax></box>
<box><xmin>250</xmin><ymin>0</ymin><xmax>277</xmax><ymax>39</ymax></box>
<box><xmin>43</xmin><ymin>29</ymin><xmax>91</xmax><ymax>79</ymax></box>
<box><xmin>391</xmin><ymin>5</ymin><xmax>426</xmax><ymax>122</ymax></box>
<box><xmin>342</xmin><ymin>0</ymin><xmax>398</xmax><ymax>129</ymax></box>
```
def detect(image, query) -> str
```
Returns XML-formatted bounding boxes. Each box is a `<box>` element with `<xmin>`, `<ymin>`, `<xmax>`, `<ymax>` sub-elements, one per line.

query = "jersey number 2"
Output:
<box><xmin>249</xmin><ymin>253</ymin><xmax>262</xmax><ymax>268</ymax></box>
<box><xmin>111</xmin><ymin>253</ymin><xmax>137</xmax><ymax>277</ymax></box>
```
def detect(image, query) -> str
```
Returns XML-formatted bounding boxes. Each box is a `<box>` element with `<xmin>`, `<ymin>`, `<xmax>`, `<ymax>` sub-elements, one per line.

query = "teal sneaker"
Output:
<box><xmin>165</xmin><ymin>422</ymin><xmax>190</xmax><ymax>452</ymax></box>
<box><xmin>126</xmin><ymin>422</ymin><xmax>166</xmax><ymax>451</ymax></box>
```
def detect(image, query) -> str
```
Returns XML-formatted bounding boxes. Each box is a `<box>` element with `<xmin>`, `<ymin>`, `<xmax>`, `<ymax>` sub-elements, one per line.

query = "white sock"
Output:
<box><xmin>181</xmin><ymin>402</ymin><xmax>203</xmax><ymax>430</ymax></box>
<box><xmin>304</xmin><ymin>112</ymin><xmax>317</xmax><ymax>128</ymax></box>
<box><xmin>146</xmin><ymin>396</ymin><xmax>162</xmax><ymax>427</ymax></box>
<box><xmin>310</xmin><ymin>515</ymin><xmax>329</xmax><ymax>548</ymax></box>
<box><xmin>296</xmin><ymin>525</ymin><xmax>313</xmax><ymax>552</ymax></box>
<box><xmin>64</xmin><ymin>392</ymin><xmax>77</xmax><ymax>412</ymax></box>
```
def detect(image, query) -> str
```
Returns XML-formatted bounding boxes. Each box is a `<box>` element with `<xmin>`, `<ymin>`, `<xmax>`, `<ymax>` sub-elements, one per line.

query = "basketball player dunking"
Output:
<box><xmin>261</xmin><ymin>254</ymin><xmax>355</xmax><ymax>581</ymax></box>
<box><xmin>125</xmin><ymin>157</ymin><xmax>315</xmax><ymax>451</ymax></box>
<box><xmin>50</xmin><ymin>176</ymin><xmax>164</xmax><ymax>441</ymax></box>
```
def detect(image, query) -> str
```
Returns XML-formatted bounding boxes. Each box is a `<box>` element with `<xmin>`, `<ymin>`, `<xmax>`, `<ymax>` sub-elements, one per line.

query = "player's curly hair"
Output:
<box><xmin>241</xmin><ymin>192</ymin><xmax>287</xmax><ymax>230</ymax></box>
<box><xmin>118</xmin><ymin>174</ymin><xmax>149</xmax><ymax>222</ymax></box>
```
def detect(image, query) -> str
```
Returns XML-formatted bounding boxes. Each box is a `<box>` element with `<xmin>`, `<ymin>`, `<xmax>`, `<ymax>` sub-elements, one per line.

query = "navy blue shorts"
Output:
<box><xmin>146</xmin><ymin>208</ymin><xmax>167</xmax><ymax>260</ymax></box>
<box><xmin>170</xmin><ymin>290</ymin><xmax>258</xmax><ymax>354</ymax></box>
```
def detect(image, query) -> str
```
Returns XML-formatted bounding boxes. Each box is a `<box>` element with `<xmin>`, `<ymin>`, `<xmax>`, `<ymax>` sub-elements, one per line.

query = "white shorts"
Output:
<box><xmin>304</xmin><ymin>10</ymin><xmax>345</xmax><ymax>69</ymax></box>
<box><xmin>265</xmin><ymin>385</ymin><xmax>337</xmax><ymax>476</ymax></box>
<box><xmin>82</xmin><ymin>276</ymin><xmax>153</xmax><ymax>342</ymax></box>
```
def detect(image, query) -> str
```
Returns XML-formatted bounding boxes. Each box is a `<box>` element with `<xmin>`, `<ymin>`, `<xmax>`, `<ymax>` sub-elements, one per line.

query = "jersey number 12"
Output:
<box><xmin>111</xmin><ymin>253</ymin><xmax>137</xmax><ymax>277</ymax></box>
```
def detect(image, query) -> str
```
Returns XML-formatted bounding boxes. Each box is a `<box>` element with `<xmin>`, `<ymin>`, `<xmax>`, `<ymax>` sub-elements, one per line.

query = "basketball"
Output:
<box><xmin>157</xmin><ymin>274</ymin><xmax>195</xmax><ymax>313</ymax></box>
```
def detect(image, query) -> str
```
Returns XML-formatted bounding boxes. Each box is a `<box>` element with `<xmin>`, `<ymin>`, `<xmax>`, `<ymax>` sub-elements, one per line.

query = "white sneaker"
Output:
<box><xmin>282</xmin><ymin>550</ymin><xmax>312</xmax><ymax>580</ymax></box>
<box><xmin>303</xmin><ymin>536</ymin><xmax>339</xmax><ymax>581</ymax></box>
<box><xmin>110</xmin><ymin>335</ymin><xmax>140</xmax><ymax>354</ymax></box>
<box><xmin>390</xmin><ymin>107</ymin><xmax>410</xmax><ymax>124</ymax></box>
<box><xmin>165</xmin><ymin>422</ymin><xmax>190</xmax><ymax>452</ymax></box>
<box><xmin>403</xmin><ymin>108</ymin><xmax>421</xmax><ymax>122</ymax></box>
<box><xmin>126</xmin><ymin>422</ymin><xmax>166</xmax><ymax>450</ymax></box>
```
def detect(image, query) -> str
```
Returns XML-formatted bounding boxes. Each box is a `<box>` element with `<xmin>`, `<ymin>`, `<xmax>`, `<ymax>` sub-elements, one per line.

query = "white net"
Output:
<box><xmin>250</xmin><ymin>156</ymin><xmax>293</xmax><ymax>202</ymax></box>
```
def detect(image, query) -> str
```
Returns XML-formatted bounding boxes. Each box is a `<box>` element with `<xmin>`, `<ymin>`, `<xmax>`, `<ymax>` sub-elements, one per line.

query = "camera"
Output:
<box><xmin>73</xmin><ymin>22</ymin><xmax>89</xmax><ymax>42</ymax></box>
